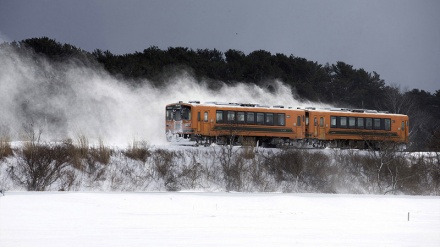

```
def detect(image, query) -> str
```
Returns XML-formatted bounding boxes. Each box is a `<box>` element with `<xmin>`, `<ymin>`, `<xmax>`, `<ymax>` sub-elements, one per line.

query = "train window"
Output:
<box><xmin>256</xmin><ymin>113</ymin><xmax>264</xmax><ymax>125</ymax></box>
<box><xmin>227</xmin><ymin>111</ymin><xmax>236</xmax><ymax>122</ymax></box>
<box><xmin>401</xmin><ymin>121</ymin><xmax>405</xmax><ymax>131</ymax></box>
<box><xmin>216</xmin><ymin>111</ymin><xmax>223</xmax><ymax>123</ymax></box>
<box><xmin>340</xmin><ymin>117</ymin><xmax>347</xmax><ymax>128</ymax></box>
<box><xmin>266</xmin><ymin>113</ymin><xmax>274</xmax><ymax>125</ymax></box>
<box><xmin>330</xmin><ymin>116</ymin><xmax>337</xmax><ymax>128</ymax></box>
<box><xmin>349</xmin><ymin>117</ymin><xmax>356</xmax><ymax>128</ymax></box>
<box><xmin>385</xmin><ymin>119</ymin><xmax>391</xmax><ymax>131</ymax></box>
<box><xmin>175</xmin><ymin>111</ymin><xmax>182</xmax><ymax>121</ymax></box>
<box><xmin>246</xmin><ymin>112</ymin><xmax>255</xmax><ymax>124</ymax></box>
<box><xmin>204</xmin><ymin>112</ymin><xmax>208</xmax><ymax>122</ymax></box>
<box><xmin>277</xmin><ymin>114</ymin><xmax>286</xmax><ymax>126</ymax></box>
<box><xmin>197</xmin><ymin>112</ymin><xmax>201</xmax><ymax>121</ymax></box>
<box><xmin>366</xmin><ymin>118</ymin><xmax>373</xmax><ymax>129</ymax></box>
<box><xmin>181</xmin><ymin>106</ymin><xmax>191</xmax><ymax>120</ymax></box>
<box><xmin>357</xmin><ymin>118</ymin><xmax>364</xmax><ymax>129</ymax></box>
<box><xmin>297</xmin><ymin>116</ymin><xmax>301</xmax><ymax>126</ymax></box>
<box><xmin>373</xmin><ymin>119</ymin><xmax>381</xmax><ymax>130</ymax></box>
<box><xmin>166</xmin><ymin>109</ymin><xmax>173</xmax><ymax>121</ymax></box>
<box><xmin>237</xmin><ymin>112</ymin><xmax>245</xmax><ymax>123</ymax></box>
<box><xmin>320</xmin><ymin>117</ymin><xmax>324</xmax><ymax>127</ymax></box>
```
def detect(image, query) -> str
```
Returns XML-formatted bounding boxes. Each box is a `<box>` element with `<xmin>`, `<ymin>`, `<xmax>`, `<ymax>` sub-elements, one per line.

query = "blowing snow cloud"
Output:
<box><xmin>0</xmin><ymin>46</ymin><xmax>320</xmax><ymax>145</ymax></box>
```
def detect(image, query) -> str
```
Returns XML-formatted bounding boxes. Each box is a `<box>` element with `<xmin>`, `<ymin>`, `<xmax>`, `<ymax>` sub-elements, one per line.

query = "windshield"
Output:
<box><xmin>166</xmin><ymin>105</ymin><xmax>191</xmax><ymax>121</ymax></box>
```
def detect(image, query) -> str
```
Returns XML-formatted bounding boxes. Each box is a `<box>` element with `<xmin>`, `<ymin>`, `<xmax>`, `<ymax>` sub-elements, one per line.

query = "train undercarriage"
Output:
<box><xmin>166</xmin><ymin>131</ymin><xmax>404</xmax><ymax>150</ymax></box>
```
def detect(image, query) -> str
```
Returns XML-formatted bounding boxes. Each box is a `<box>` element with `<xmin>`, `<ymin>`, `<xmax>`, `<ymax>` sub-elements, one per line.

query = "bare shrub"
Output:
<box><xmin>408</xmin><ymin>152</ymin><xmax>440</xmax><ymax>195</ymax></box>
<box><xmin>240</xmin><ymin>137</ymin><xmax>257</xmax><ymax>160</ymax></box>
<box><xmin>216</xmin><ymin>145</ymin><xmax>247</xmax><ymax>191</ymax></box>
<box><xmin>150</xmin><ymin>149</ymin><xmax>179</xmax><ymax>191</ymax></box>
<box><xmin>57</xmin><ymin>169</ymin><xmax>78</xmax><ymax>191</ymax></box>
<box><xmin>264</xmin><ymin>149</ymin><xmax>304</xmax><ymax>183</ymax></box>
<box><xmin>8</xmin><ymin>142</ymin><xmax>71</xmax><ymax>191</ymax></box>
<box><xmin>117</xmin><ymin>157</ymin><xmax>154</xmax><ymax>191</ymax></box>
<box><xmin>124</xmin><ymin>140</ymin><xmax>150</xmax><ymax>162</ymax></box>
<box><xmin>302</xmin><ymin>151</ymin><xmax>333</xmax><ymax>193</ymax></box>
<box><xmin>363</xmin><ymin>144</ymin><xmax>415</xmax><ymax>194</ymax></box>
<box><xmin>262</xmin><ymin>149</ymin><xmax>334</xmax><ymax>192</ymax></box>
<box><xmin>178</xmin><ymin>151</ymin><xmax>203</xmax><ymax>189</ymax></box>
<box><xmin>242</xmin><ymin>150</ymin><xmax>275</xmax><ymax>192</ymax></box>
<box><xmin>198</xmin><ymin>148</ymin><xmax>223</xmax><ymax>188</ymax></box>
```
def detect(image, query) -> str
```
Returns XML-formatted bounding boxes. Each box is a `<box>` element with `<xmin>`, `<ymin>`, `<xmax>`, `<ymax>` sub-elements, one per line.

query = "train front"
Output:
<box><xmin>165</xmin><ymin>102</ymin><xmax>195</xmax><ymax>142</ymax></box>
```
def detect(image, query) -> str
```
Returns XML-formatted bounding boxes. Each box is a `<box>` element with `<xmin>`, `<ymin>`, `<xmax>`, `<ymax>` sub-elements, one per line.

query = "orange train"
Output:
<box><xmin>165</xmin><ymin>101</ymin><xmax>409</xmax><ymax>148</ymax></box>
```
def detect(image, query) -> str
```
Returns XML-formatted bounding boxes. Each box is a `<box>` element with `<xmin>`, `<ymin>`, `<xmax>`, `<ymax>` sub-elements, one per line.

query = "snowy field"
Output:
<box><xmin>1</xmin><ymin>192</ymin><xmax>439</xmax><ymax>247</ymax></box>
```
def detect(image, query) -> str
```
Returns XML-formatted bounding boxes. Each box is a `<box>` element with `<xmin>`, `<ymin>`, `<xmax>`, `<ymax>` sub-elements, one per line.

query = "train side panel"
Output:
<box><xmin>305</xmin><ymin>109</ymin><xmax>409</xmax><ymax>146</ymax></box>
<box><xmin>191</xmin><ymin>104</ymin><xmax>305</xmax><ymax>141</ymax></box>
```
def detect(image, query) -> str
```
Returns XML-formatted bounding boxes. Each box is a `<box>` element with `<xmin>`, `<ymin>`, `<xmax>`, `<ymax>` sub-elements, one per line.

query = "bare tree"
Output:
<box><xmin>8</xmin><ymin>142</ymin><xmax>71</xmax><ymax>191</ymax></box>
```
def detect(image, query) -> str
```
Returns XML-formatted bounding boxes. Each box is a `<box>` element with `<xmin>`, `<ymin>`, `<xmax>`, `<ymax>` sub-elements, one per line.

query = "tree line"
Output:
<box><xmin>1</xmin><ymin>37</ymin><xmax>439</xmax><ymax>150</ymax></box>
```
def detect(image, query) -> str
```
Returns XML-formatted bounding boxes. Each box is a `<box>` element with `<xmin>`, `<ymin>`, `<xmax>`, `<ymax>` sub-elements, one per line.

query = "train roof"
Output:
<box><xmin>169</xmin><ymin>101</ymin><xmax>301</xmax><ymax>110</ymax></box>
<box><xmin>303</xmin><ymin>107</ymin><xmax>407</xmax><ymax>116</ymax></box>
<box><xmin>168</xmin><ymin>101</ymin><xmax>407</xmax><ymax>116</ymax></box>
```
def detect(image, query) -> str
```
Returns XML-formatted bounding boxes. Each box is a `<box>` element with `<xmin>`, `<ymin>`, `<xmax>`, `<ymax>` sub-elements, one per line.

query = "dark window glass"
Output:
<box><xmin>166</xmin><ymin>109</ymin><xmax>173</xmax><ymax>121</ymax></box>
<box><xmin>227</xmin><ymin>111</ymin><xmax>235</xmax><ymax>122</ymax></box>
<box><xmin>181</xmin><ymin>106</ymin><xmax>191</xmax><ymax>120</ymax></box>
<box><xmin>297</xmin><ymin>116</ymin><xmax>301</xmax><ymax>126</ymax></box>
<box><xmin>349</xmin><ymin>117</ymin><xmax>356</xmax><ymax>128</ymax></box>
<box><xmin>246</xmin><ymin>112</ymin><xmax>255</xmax><ymax>124</ymax></box>
<box><xmin>277</xmin><ymin>114</ymin><xmax>286</xmax><ymax>126</ymax></box>
<box><xmin>331</xmin><ymin>116</ymin><xmax>337</xmax><ymax>128</ymax></box>
<box><xmin>320</xmin><ymin>117</ymin><xmax>324</xmax><ymax>127</ymax></box>
<box><xmin>266</xmin><ymin>113</ymin><xmax>274</xmax><ymax>125</ymax></box>
<box><xmin>366</xmin><ymin>118</ymin><xmax>373</xmax><ymax>129</ymax></box>
<box><xmin>256</xmin><ymin>113</ymin><xmax>264</xmax><ymax>125</ymax></box>
<box><xmin>385</xmin><ymin>119</ymin><xmax>391</xmax><ymax>131</ymax></box>
<box><xmin>374</xmin><ymin>119</ymin><xmax>381</xmax><ymax>130</ymax></box>
<box><xmin>357</xmin><ymin>118</ymin><xmax>364</xmax><ymax>129</ymax></box>
<box><xmin>237</xmin><ymin>112</ymin><xmax>245</xmax><ymax>123</ymax></box>
<box><xmin>216</xmin><ymin>111</ymin><xmax>223</xmax><ymax>123</ymax></box>
<box><xmin>340</xmin><ymin>117</ymin><xmax>347</xmax><ymax>128</ymax></box>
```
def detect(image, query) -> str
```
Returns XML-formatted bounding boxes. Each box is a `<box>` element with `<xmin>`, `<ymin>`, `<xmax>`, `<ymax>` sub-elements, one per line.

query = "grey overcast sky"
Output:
<box><xmin>0</xmin><ymin>0</ymin><xmax>439</xmax><ymax>92</ymax></box>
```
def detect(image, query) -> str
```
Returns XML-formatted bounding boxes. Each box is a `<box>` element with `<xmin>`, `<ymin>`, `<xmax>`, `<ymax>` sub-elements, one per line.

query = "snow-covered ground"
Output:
<box><xmin>1</xmin><ymin>192</ymin><xmax>439</xmax><ymax>247</ymax></box>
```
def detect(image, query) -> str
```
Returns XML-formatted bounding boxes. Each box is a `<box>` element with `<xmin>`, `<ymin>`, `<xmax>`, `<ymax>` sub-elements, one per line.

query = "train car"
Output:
<box><xmin>166</xmin><ymin>101</ymin><xmax>409</xmax><ymax>148</ymax></box>
<box><xmin>304</xmin><ymin>108</ymin><xmax>409</xmax><ymax>148</ymax></box>
<box><xmin>165</xmin><ymin>101</ymin><xmax>305</xmax><ymax>146</ymax></box>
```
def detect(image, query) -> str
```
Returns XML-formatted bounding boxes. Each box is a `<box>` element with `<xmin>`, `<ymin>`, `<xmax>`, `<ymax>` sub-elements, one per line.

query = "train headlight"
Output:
<box><xmin>184</xmin><ymin>123</ymin><xmax>191</xmax><ymax>127</ymax></box>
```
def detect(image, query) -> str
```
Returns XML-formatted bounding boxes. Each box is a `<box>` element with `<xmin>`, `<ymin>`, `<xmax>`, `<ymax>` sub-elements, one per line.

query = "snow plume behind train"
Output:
<box><xmin>0</xmin><ymin>47</ymin><xmax>327</xmax><ymax>146</ymax></box>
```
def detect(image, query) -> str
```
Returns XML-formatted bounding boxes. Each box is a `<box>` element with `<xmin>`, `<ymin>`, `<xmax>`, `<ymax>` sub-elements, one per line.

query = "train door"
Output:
<box><xmin>295</xmin><ymin>115</ymin><xmax>303</xmax><ymax>139</ymax></box>
<box><xmin>313</xmin><ymin>117</ymin><xmax>318</xmax><ymax>138</ymax></box>
<box><xmin>197</xmin><ymin>112</ymin><xmax>202</xmax><ymax>132</ymax></box>
<box><xmin>401</xmin><ymin>120</ymin><xmax>408</xmax><ymax>143</ymax></box>
<box><xmin>202</xmin><ymin>111</ymin><xmax>210</xmax><ymax>135</ymax></box>
<box><xmin>319</xmin><ymin>116</ymin><xmax>325</xmax><ymax>140</ymax></box>
<box><xmin>305</xmin><ymin>111</ymin><xmax>310</xmax><ymax>138</ymax></box>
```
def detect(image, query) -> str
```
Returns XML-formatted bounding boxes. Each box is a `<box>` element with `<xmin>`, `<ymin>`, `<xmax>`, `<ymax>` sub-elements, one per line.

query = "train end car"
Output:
<box><xmin>304</xmin><ymin>108</ymin><xmax>409</xmax><ymax>149</ymax></box>
<box><xmin>165</xmin><ymin>101</ymin><xmax>198</xmax><ymax>142</ymax></box>
<box><xmin>165</xmin><ymin>101</ymin><xmax>306</xmax><ymax>146</ymax></box>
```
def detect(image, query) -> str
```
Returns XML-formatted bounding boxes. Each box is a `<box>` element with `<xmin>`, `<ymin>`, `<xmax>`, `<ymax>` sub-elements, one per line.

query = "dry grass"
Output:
<box><xmin>124</xmin><ymin>140</ymin><xmax>150</xmax><ymax>162</ymax></box>
<box><xmin>90</xmin><ymin>138</ymin><xmax>111</xmax><ymax>165</ymax></box>
<box><xmin>0</xmin><ymin>136</ymin><xmax>13</xmax><ymax>160</ymax></box>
